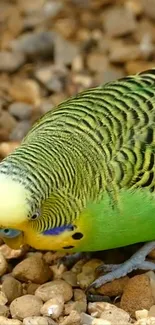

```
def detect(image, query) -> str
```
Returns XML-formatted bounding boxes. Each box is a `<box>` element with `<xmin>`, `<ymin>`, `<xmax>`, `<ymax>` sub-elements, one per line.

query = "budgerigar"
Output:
<box><xmin>0</xmin><ymin>68</ymin><xmax>155</xmax><ymax>290</ymax></box>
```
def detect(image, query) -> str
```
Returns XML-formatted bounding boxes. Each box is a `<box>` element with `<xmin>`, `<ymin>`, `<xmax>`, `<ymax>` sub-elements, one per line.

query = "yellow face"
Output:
<box><xmin>0</xmin><ymin>204</ymin><xmax>91</xmax><ymax>253</ymax></box>
<box><xmin>0</xmin><ymin>174</ymin><xmax>91</xmax><ymax>252</ymax></box>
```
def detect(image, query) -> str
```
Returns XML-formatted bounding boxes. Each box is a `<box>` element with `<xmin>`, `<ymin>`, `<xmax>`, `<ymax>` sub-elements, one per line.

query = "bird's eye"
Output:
<box><xmin>0</xmin><ymin>228</ymin><xmax>22</xmax><ymax>238</ymax></box>
<box><xmin>31</xmin><ymin>210</ymin><xmax>40</xmax><ymax>220</ymax></box>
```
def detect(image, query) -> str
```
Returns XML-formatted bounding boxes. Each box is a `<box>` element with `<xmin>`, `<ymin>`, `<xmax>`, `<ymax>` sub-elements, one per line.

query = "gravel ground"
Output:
<box><xmin>0</xmin><ymin>0</ymin><xmax>155</xmax><ymax>324</ymax></box>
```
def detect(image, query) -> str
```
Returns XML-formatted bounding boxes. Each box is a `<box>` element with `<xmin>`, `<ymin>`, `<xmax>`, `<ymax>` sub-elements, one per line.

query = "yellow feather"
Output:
<box><xmin>0</xmin><ymin>174</ymin><xmax>29</xmax><ymax>227</ymax></box>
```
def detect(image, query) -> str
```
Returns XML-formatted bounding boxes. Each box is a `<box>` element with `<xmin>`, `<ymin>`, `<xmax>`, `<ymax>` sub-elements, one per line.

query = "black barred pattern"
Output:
<box><xmin>1</xmin><ymin>69</ymin><xmax>155</xmax><ymax>231</ymax></box>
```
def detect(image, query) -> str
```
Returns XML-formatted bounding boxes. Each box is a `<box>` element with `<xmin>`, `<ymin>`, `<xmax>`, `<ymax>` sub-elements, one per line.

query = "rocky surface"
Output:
<box><xmin>0</xmin><ymin>0</ymin><xmax>155</xmax><ymax>323</ymax></box>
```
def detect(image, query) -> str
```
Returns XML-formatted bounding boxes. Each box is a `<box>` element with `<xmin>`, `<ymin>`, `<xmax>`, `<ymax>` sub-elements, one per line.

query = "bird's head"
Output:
<box><xmin>0</xmin><ymin>174</ymin><xmax>34</xmax><ymax>249</ymax></box>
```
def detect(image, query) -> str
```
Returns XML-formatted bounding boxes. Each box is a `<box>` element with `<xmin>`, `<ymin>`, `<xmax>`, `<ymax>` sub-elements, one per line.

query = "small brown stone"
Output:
<box><xmin>109</xmin><ymin>45</ymin><xmax>141</xmax><ymax>63</ymax></box>
<box><xmin>0</xmin><ymin>111</ymin><xmax>17</xmax><ymax>141</ymax></box>
<box><xmin>103</xmin><ymin>6</ymin><xmax>137</xmax><ymax>37</ymax></box>
<box><xmin>88</xmin><ymin>302</ymin><xmax>130</xmax><ymax>323</ymax></box>
<box><xmin>0</xmin><ymin>291</ymin><xmax>8</xmax><ymax>305</ymax></box>
<box><xmin>149</xmin><ymin>305</ymin><xmax>155</xmax><ymax>317</ymax></box>
<box><xmin>0</xmin><ymin>316</ymin><xmax>22</xmax><ymax>325</ymax></box>
<box><xmin>62</xmin><ymin>271</ymin><xmax>77</xmax><ymax>287</ymax></box>
<box><xmin>27</xmin><ymin>283</ymin><xmax>40</xmax><ymax>295</ymax></box>
<box><xmin>10</xmin><ymin>295</ymin><xmax>43</xmax><ymax>320</ymax></box>
<box><xmin>0</xmin><ymin>252</ymin><xmax>8</xmax><ymax>276</ymax></box>
<box><xmin>12</xmin><ymin>255</ymin><xmax>52</xmax><ymax>284</ymax></box>
<box><xmin>50</xmin><ymin>263</ymin><xmax>66</xmax><ymax>280</ymax></box>
<box><xmin>9</xmin><ymin>79</ymin><xmax>41</xmax><ymax>106</ymax></box>
<box><xmin>0</xmin><ymin>51</ymin><xmax>25</xmax><ymax>73</ymax></box>
<box><xmin>87</xmin><ymin>53</ymin><xmax>108</xmax><ymax>72</ymax></box>
<box><xmin>23</xmin><ymin>316</ymin><xmax>58</xmax><ymax>325</ymax></box>
<box><xmin>0</xmin><ymin>305</ymin><xmax>9</xmax><ymax>317</ymax></box>
<box><xmin>125</xmin><ymin>61</ymin><xmax>155</xmax><ymax>75</ymax></box>
<box><xmin>97</xmin><ymin>276</ymin><xmax>129</xmax><ymax>297</ymax></box>
<box><xmin>77</xmin><ymin>259</ymin><xmax>102</xmax><ymax>289</ymax></box>
<box><xmin>142</xmin><ymin>0</ymin><xmax>155</xmax><ymax>20</ymax></box>
<box><xmin>60</xmin><ymin>310</ymin><xmax>81</xmax><ymax>325</ymax></box>
<box><xmin>43</xmin><ymin>251</ymin><xmax>67</xmax><ymax>265</ymax></box>
<box><xmin>0</xmin><ymin>244</ymin><xmax>28</xmax><ymax>259</ymax></box>
<box><xmin>40</xmin><ymin>295</ymin><xmax>64</xmax><ymax>319</ymax></box>
<box><xmin>148</xmin><ymin>249</ymin><xmax>155</xmax><ymax>260</ymax></box>
<box><xmin>35</xmin><ymin>280</ymin><xmax>73</xmax><ymax>302</ymax></box>
<box><xmin>64</xmin><ymin>300</ymin><xmax>87</xmax><ymax>315</ymax></box>
<box><xmin>2</xmin><ymin>276</ymin><xmax>23</xmax><ymax>303</ymax></box>
<box><xmin>134</xmin><ymin>317</ymin><xmax>155</xmax><ymax>325</ymax></box>
<box><xmin>120</xmin><ymin>274</ymin><xmax>155</xmax><ymax>317</ymax></box>
<box><xmin>0</xmin><ymin>142</ymin><xmax>20</xmax><ymax>158</ymax></box>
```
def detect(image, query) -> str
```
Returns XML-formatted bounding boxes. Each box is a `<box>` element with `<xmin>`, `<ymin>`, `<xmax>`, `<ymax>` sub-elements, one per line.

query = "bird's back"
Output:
<box><xmin>1</xmin><ymin>68</ymin><xmax>155</xmax><ymax>204</ymax></box>
<box><xmin>25</xmin><ymin>68</ymin><xmax>155</xmax><ymax>193</ymax></box>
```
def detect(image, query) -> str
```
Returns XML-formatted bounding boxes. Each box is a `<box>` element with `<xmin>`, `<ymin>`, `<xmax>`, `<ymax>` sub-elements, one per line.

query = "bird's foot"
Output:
<box><xmin>59</xmin><ymin>252</ymin><xmax>91</xmax><ymax>268</ymax></box>
<box><xmin>87</xmin><ymin>241</ymin><xmax>155</xmax><ymax>291</ymax></box>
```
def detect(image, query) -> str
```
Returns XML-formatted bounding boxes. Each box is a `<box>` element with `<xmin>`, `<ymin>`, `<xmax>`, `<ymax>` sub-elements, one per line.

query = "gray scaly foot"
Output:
<box><xmin>87</xmin><ymin>241</ymin><xmax>155</xmax><ymax>291</ymax></box>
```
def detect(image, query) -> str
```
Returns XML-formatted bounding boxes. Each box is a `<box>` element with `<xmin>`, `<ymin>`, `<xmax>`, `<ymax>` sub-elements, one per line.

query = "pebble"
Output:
<box><xmin>136</xmin><ymin>309</ymin><xmax>149</xmax><ymax>319</ymax></box>
<box><xmin>142</xmin><ymin>0</ymin><xmax>155</xmax><ymax>20</ymax></box>
<box><xmin>74</xmin><ymin>288</ymin><xmax>86</xmax><ymax>302</ymax></box>
<box><xmin>125</xmin><ymin>61</ymin><xmax>155</xmax><ymax>75</ymax></box>
<box><xmin>27</xmin><ymin>283</ymin><xmax>40</xmax><ymax>295</ymax></box>
<box><xmin>0</xmin><ymin>142</ymin><xmax>20</xmax><ymax>158</ymax></box>
<box><xmin>88</xmin><ymin>302</ymin><xmax>130</xmax><ymax>324</ymax></box>
<box><xmin>81</xmin><ymin>312</ymin><xmax>94</xmax><ymax>324</ymax></box>
<box><xmin>11</xmin><ymin>31</ymin><xmax>55</xmax><ymax>58</ymax></box>
<box><xmin>8</xmin><ymin>102</ymin><xmax>33</xmax><ymax>120</ymax></box>
<box><xmin>40</xmin><ymin>295</ymin><xmax>64</xmax><ymax>319</ymax></box>
<box><xmin>35</xmin><ymin>280</ymin><xmax>73</xmax><ymax>302</ymax></box>
<box><xmin>77</xmin><ymin>259</ymin><xmax>102</xmax><ymax>289</ymax></box>
<box><xmin>0</xmin><ymin>291</ymin><xmax>8</xmax><ymax>305</ymax></box>
<box><xmin>35</xmin><ymin>65</ymin><xmax>67</xmax><ymax>93</ymax></box>
<box><xmin>60</xmin><ymin>310</ymin><xmax>81</xmax><ymax>325</ymax></box>
<box><xmin>149</xmin><ymin>305</ymin><xmax>155</xmax><ymax>317</ymax></box>
<box><xmin>0</xmin><ymin>305</ymin><xmax>9</xmax><ymax>317</ymax></box>
<box><xmin>18</xmin><ymin>0</ymin><xmax>45</xmax><ymax>14</ymax></box>
<box><xmin>12</xmin><ymin>255</ymin><xmax>52</xmax><ymax>284</ymax></box>
<box><xmin>43</xmin><ymin>251</ymin><xmax>67</xmax><ymax>265</ymax></box>
<box><xmin>0</xmin><ymin>51</ymin><xmax>25</xmax><ymax>73</ymax></box>
<box><xmin>23</xmin><ymin>316</ymin><xmax>58</xmax><ymax>325</ymax></box>
<box><xmin>71</xmin><ymin>259</ymin><xmax>86</xmax><ymax>274</ymax></box>
<box><xmin>120</xmin><ymin>274</ymin><xmax>155</xmax><ymax>317</ymax></box>
<box><xmin>9</xmin><ymin>121</ymin><xmax>32</xmax><ymax>141</ymax></box>
<box><xmin>0</xmin><ymin>252</ymin><xmax>8</xmax><ymax>276</ymax></box>
<box><xmin>10</xmin><ymin>295</ymin><xmax>43</xmax><ymax>320</ymax></box>
<box><xmin>109</xmin><ymin>45</ymin><xmax>141</xmax><ymax>63</ymax></box>
<box><xmin>64</xmin><ymin>300</ymin><xmax>87</xmax><ymax>315</ymax></box>
<box><xmin>87</xmin><ymin>53</ymin><xmax>108</xmax><ymax>72</ymax></box>
<box><xmin>0</xmin><ymin>316</ymin><xmax>22</xmax><ymax>325</ymax></box>
<box><xmin>54</xmin><ymin>34</ymin><xmax>80</xmax><ymax>66</ymax></box>
<box><xmin>92</xmin><ymin>320</ymin><xmax>111</xmax><ymax>325</ymax></box>
<box><xmin>9</xmin><ymin>79</ymin><xmax>41</xmax><ymax>106</ymax></box>
<box><xmin>2</xmin><ymin>276</ymin><xmax>23</xmax><ymax>303</ymax></box>
<box><xmin>50</xmin><ymin>263</ymin><xmax>67</xmax><ymax>280</ymax></box>
<box><xmin>134</xmin><ymin>318</ymin><xmax>155</xmax><ymax>325</ymax></box>
<box><xmin>0</xmin><ymin>110</ymin><xmax>17</xmax><ymax>141</ymax></box>
<box><xmin>62</xmin><ymin>271</ymin><xmax>77</xmax><ymax>287</ymax></box>
<box><xmin>103</xmin><ymin>6</ymin><xmax>137</xmax><ymax>37</ymax></box>
<box><xmin>97</xmin><ymin>276</ymin><xmax>129</xmax><ymax>297</ymax></box>
<box><xmin>96</xmin><ymin>66</ymin><xmax>124</xmax><ymax>85</ymax></box>
<box><xmin>43</xmin><ymin>1</ymin><xmax>63</xmax><ymax>18</ymax></box>
<box><xmin>0</xmin><ymin>244</ymin><xmax>27</xmax><ymax>259</ymax></box>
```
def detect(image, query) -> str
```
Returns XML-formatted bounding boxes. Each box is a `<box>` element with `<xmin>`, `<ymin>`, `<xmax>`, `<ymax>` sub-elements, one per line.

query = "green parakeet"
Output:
<box><xmin>0</xmin><ymin>68</ymin><xmax>155</xmax><ymax>289</ymax></box>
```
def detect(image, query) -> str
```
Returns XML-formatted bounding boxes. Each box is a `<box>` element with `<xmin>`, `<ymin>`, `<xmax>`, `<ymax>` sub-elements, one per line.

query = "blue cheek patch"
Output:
<box><xmin>43</xmin><ymin>225</ymin><xmax>74</xmax><ymax>236</ymax></box>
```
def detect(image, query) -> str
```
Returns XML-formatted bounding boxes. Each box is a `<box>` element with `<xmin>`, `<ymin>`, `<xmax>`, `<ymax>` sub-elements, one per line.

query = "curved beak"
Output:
<box><xmin>2</xmin><ymin>232</ymin><xmax>25</xmax><ymax>249</ymax></box>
